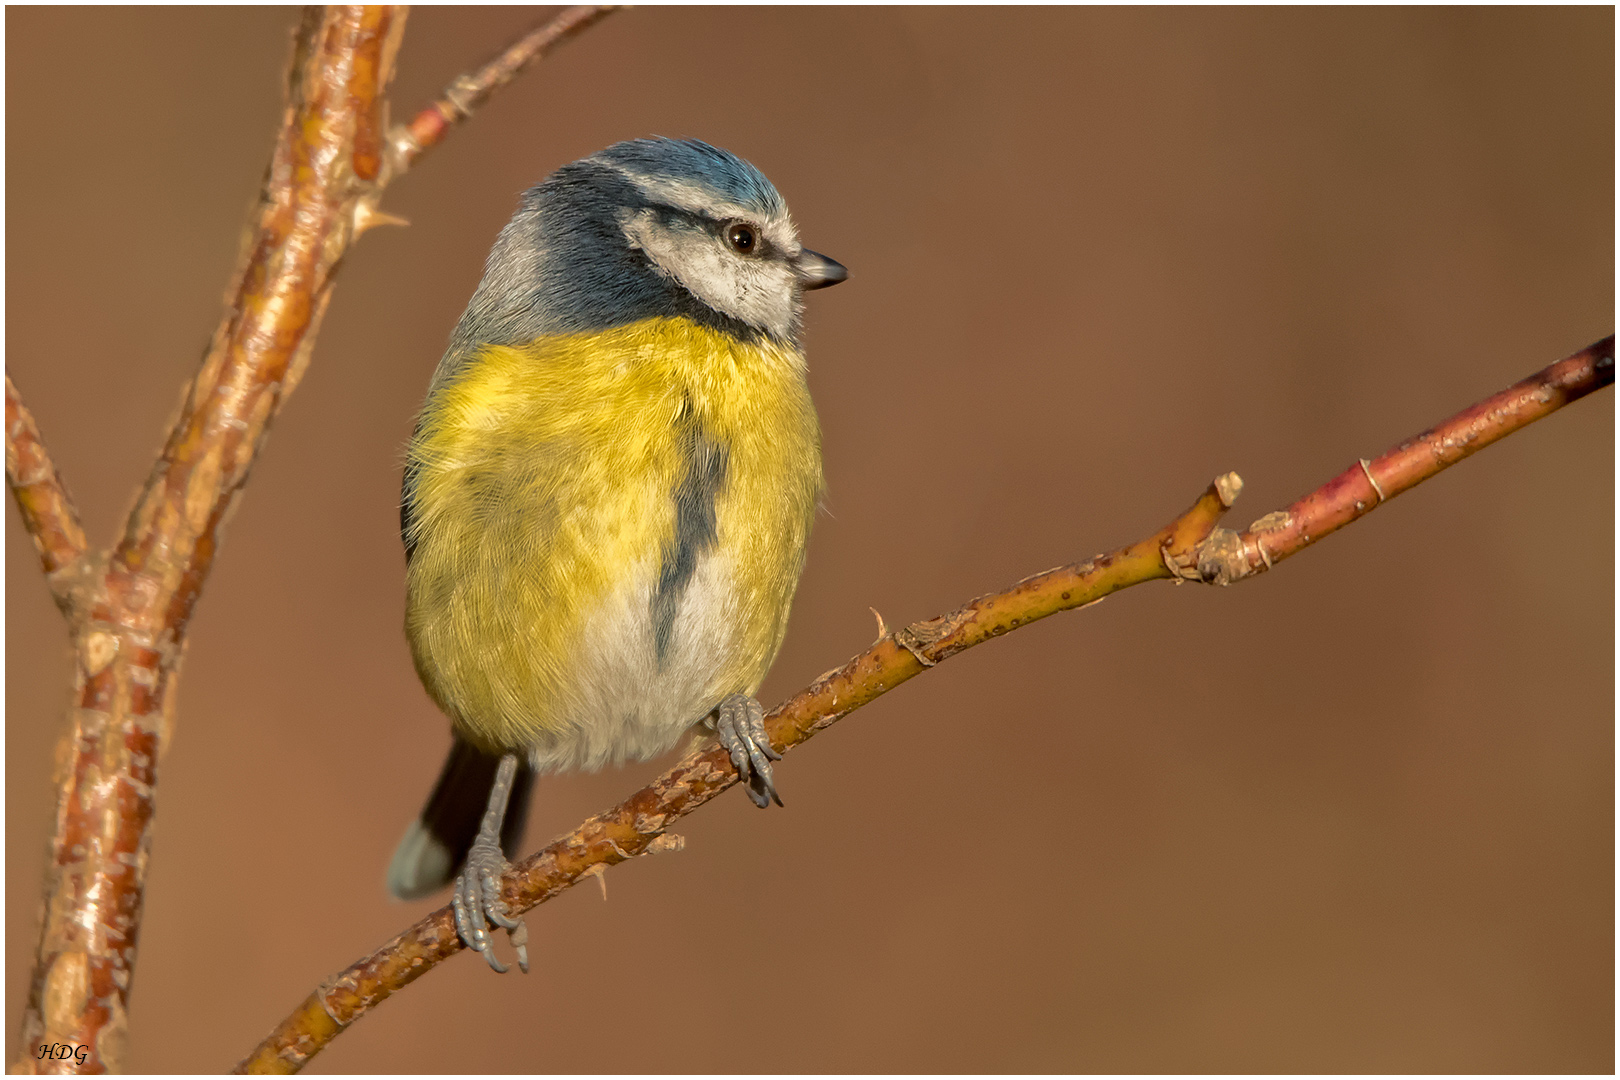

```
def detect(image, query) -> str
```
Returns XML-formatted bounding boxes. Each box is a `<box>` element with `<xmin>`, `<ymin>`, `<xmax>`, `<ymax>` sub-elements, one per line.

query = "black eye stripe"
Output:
<box><xmin>642</xmin><ymin>203</ymin><xmax>775</xmax><ymax>258</ymax></box>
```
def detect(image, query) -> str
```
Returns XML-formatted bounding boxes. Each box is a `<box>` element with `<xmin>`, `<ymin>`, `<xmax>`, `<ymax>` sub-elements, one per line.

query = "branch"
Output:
<box><xmin>391</xmin><ymin>6</ymin><xmax>621</xmax><ymax>172</ymax></box>
<box><xmin>14</xmin><ymin>7</ymin><xmax>407</xmax><ymax>1071</ymax></box>
<box><xmin>236</xmin><ymin>335</ymin><xmax>1613</xmax><ymax>1073</ymax></box>
<box><xmin>1181</xmin><ymin>335</ymin><xmax>1614</xmax><ymax>586</ymax></box>
<box><xmin>5</xmin><ymin>373</ymin><xmax>89</xmax><ymax>616</ymax></box>
<box><xmin>15</xmin><ymin>8</ymin><xmax>626</xmax><ymax>1071</ymax></box>
<box><xmin>234</xmin><ymin>478</ymin><xmax>1234</xmax><ymax>1075</ymax></box>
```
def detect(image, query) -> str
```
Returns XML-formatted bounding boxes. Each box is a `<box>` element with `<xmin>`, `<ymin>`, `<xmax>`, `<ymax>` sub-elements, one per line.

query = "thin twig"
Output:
<box><xmin>391</xmin><ymin>5</ymin><xmax>621</xmax><ymax>172</ymax></box>
<box><xmin>1186</xmin><ymin>335</ymin><xmax>1614</xmax><ymax>585</ymax></box>
<box><xmin>5</xmin><ymin>373</ymin><xmax>89</xmax><ymax>616</ymax></box>
<box><xmin>234</xmin><ymin>332</ymin><xmax>1616</xmax><ymax>1076</ymax></box>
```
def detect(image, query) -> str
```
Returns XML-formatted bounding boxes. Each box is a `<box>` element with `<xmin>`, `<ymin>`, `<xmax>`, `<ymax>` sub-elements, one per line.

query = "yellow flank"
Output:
<box><xmin>403</xmin><ymin>316</ymin><xmax>823</xmax><ymax>756</ymax></box>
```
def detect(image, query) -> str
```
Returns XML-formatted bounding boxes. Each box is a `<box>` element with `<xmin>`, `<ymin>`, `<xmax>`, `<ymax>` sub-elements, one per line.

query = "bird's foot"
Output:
<box><xmin>714</xmin><ymin>693</ymin><xmax>783</xmax><ymax>808</ymax></box>
<box><xmin>452</xmin><ymin>835</ymin><xmax>528</xmax><ymax>974</ymax></box>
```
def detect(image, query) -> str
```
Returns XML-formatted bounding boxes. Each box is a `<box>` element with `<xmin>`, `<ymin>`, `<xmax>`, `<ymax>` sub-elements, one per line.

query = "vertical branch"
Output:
<box><xmin>12</xmin><ymin>5</ymin><xmax>621</xmax><ymax>1071</ymax></box>
<box><xmin>14</xmin><ymin>8</ymin><xmax>407</xmax><ymax>1072</ymax></box>
<box><xmin>13</xmin><ymin>6</ymin><xmax>622</xmax><ymax>1070</ymax></box>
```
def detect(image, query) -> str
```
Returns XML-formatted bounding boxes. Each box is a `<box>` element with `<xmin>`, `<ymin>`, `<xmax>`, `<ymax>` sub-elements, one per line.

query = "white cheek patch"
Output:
<box><xmin>621</xmin><ymin>208</ymin><xmax>799</xmax><ymax>339</ymax></box>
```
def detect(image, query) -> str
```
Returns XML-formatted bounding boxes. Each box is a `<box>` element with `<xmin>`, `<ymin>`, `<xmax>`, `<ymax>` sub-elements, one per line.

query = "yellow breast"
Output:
<box><xmin>403</xmin><ymin>317</ymin><xmax>822</xmax><ymax>769</ymax></box>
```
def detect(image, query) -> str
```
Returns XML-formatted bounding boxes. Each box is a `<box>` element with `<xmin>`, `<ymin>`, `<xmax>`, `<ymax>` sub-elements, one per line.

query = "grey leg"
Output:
<box><xmin>451</xmin><ymin>752</ymin><xmax>529</xmax><ymax>974</ymax></box>
<box><xmin>714</xmin><ymin>693</ymin><xmax>783</xmax><ymax>808</ymax></box>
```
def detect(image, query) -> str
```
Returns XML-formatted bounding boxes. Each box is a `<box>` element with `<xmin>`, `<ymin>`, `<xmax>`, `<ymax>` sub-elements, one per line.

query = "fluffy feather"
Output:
<box><xmin>403</xmin><ymin>316</ymin><xmax>822</xmax><ymax>772</ymax></box>
<box><xmin>391</xmin><ymin>139</ymin><xmax>838</xmax><ymax>901</ymax></box>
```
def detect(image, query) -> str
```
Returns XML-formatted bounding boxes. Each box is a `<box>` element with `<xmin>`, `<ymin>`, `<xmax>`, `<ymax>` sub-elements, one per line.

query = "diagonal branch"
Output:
<box><xmin>5</xmin><ymin>372</ymin><xmax>90</xmax><ymax>617</ymax></box>
<box><xmin>391</xmin><ymin>5</ymin><xmax>621</xmax><ymax>172</ymax></box>
<box><xmin>236</xmin><ymin>335</ymin><xmax>1613</xmax><ymax>1074</ymax></box>
<box><xmin>14</xmin><ymin>7</ymin><xmax>618</xmax><ymax>1073</ymax></box>
<box><xmin>1182</xmin><ymin>335</ymin><xmax>1614</xmax><ymax>586</ymax></box>
<box><xmin>233</xmin><ymin>477</ymin><xmax>1236</xmax><ymax>1075</ymax></box>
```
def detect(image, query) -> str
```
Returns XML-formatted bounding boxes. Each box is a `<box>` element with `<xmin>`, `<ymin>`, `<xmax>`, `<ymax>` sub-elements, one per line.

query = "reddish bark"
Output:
<box><xmin>7</xmin><ymin>7</ymin><xmax>624</xmax><ymax>1071</ymax></box>
<box><xmin>12</xmin><ymin>8</ymin><xmax>406</xmax><ymax>1072</ymax></box>
<box><xmin>1182</xmin><ymin>336</ymin><xmax>1614</xmax><ymax>585</ymax></box>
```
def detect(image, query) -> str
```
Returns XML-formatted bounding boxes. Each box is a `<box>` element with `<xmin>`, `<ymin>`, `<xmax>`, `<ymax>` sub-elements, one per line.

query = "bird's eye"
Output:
<box><xmin>726</xmin><ymin>223</ymin><xmax>758</xmax><ymax>254</ymax></box>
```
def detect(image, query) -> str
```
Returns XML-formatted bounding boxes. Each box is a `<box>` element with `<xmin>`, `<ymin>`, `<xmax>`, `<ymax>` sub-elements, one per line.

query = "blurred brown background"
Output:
<box><xmin>6</xmin><ymin>6</ymin><xmax>1613</xmax><ymax>1073</ymax></box>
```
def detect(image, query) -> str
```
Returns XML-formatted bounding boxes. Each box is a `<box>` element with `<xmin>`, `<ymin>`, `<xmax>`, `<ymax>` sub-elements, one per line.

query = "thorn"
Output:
<box><xmin>353</xmin><ymin>201</ymin><xmax>410</xmax><ymax>236</ymax></box>
<box><xmin>869</xmin><ymin>606</ymin><xmax>888</xmax><ymax>642</ymax></box>
<box><xmin>580</xmin><ymin>862</ymin><xmax>608</xmax><ymax>901</ymax></box>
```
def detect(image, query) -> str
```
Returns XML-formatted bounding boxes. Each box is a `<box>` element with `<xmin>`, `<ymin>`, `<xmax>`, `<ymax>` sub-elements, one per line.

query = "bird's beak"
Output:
<box><xmin>795</xmin><ymin>248</ymin><xmax>848</xmax><ymax>290</ymax></box>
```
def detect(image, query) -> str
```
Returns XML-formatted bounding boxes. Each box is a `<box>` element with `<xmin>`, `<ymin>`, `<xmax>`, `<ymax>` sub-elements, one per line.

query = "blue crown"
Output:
<box><xmin>592</xmin><ymin>138</ymin><xmax>786</xmax><ymax>218</ymax></box>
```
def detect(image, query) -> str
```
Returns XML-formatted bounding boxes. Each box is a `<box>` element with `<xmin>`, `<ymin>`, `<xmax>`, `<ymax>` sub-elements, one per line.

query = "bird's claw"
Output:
<box><xmin>452</xmin><ymin>837</ymin><xmax>528</xmax><ymax>974</ymax></box>
<box><xmin>715</xmin><ymin>693</ymin><xmax>783</xmax><ymax>808</ymax></box>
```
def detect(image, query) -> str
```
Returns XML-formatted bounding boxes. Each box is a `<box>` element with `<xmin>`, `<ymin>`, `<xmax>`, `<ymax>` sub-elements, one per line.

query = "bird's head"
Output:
<box><xmin>456</xmin><ymin>138</ymin><xmax>845</xmax><ymax>354</ymax></box>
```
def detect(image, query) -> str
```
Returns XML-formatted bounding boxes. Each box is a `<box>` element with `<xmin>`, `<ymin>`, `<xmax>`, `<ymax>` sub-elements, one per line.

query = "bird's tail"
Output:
<box><xmin>387</xmin><ymin>736</ymin><xmax>536</xmax><ymax>900</ymax></box>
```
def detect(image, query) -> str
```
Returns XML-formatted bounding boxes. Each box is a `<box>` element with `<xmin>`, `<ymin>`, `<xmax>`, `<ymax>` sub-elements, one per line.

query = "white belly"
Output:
<box><xmin>524</xmin><ymin>550</ymin><xmax>744</xmax><ymax>774</ymax></box>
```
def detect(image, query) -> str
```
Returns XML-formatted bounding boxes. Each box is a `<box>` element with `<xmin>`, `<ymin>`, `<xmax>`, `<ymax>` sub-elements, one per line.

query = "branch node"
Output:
<box><xmin>442</xmin><ymin>74</ymin><xmax>481</xmax><ymax>118</ymax></box>
<box><xmin>1161</xmin><ymin>543</ymin><xmax>1200</xmax><ymax>582</ymax></box>
<box><xmin>82</xmin><ymin>630</ymin><xmax>120</xmax><ymax>676</ymax></box>
<box><xmin>894</xmin><ymin>621</ymin><xmax>946</xmax><ymax>667</ymax></box>
<box><xmin>1248</xmin><ymin>510</ymin><xmax>1291</xmax><ymax>533</ymax></box>
<box><xmin>1194</xmin><ymin>527</ymin><xmax>1251</xmax><ymax>586</ymax></box>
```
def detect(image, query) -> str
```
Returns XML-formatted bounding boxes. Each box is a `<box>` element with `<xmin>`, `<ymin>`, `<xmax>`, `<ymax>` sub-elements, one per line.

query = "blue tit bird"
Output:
<box><xmin>385</xmin><ymin>137</ymin><xmax>846</xmax><ymax>973</ymax></box>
